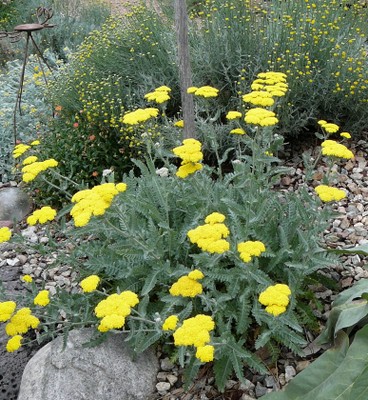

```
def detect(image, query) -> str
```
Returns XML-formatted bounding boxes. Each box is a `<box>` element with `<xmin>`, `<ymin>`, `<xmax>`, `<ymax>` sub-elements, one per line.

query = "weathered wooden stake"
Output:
<box><xmin>174</xmin><ymin>0</ymin><xmax>196</xmax><ymax>139</ymax></box>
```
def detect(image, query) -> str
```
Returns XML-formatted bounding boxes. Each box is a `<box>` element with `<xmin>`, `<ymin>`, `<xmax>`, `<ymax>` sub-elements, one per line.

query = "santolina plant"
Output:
<box><xmin>1</xmin><ymin>73</ymin><xmax>354</xmax><ymax>390</ymax></box>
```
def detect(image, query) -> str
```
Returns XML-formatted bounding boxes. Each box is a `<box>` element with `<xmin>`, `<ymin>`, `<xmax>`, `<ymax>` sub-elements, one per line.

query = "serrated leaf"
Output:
<box><xmin>214</xmin><ymin>355</ymin><xmax>234</xmax><ymax>392</ymax></box>
<box><xmin>141</xmin><ymin>270</ymin><xmax>159</xmax><ymax>296</ymax></box>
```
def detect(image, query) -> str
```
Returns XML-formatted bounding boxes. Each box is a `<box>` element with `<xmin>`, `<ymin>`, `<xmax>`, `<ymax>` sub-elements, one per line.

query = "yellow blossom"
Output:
<box><xmin>315</xmin><ymin>185</ymin><xmax>347</xmax><ymax>202</ymax></box>
<box><xmin>162</xmin><ymin>315</ymin><xmax>179</xmax><ymax>331</ymax></box>
<box><xmin>169</xmin><ymin>276</ymin><xmax>203</xmax><ymax>297</ymax></box>
<box><xmin>21</xmin><ymin>275</ymin><xmax>33</xmax><ymax>283</ymax></box>
<box><xmin>79</xmin><ymin>275</ymin><xmax>100</xmax><ymax>293</ymax></box>
<box><xmin>196</xmin><ymin>345</ymin><xmax>214</xmax><ymax>362</ymax></box>
<box><xmin>33</xmin><ymin>290</ymin><xmax>50</xmax><ymax>307</ymax></box>
<box><xmin>6</xmin><ymin>335</ymin><xmax>23</xmax><ymax>352</ymax></box>
<box><xmin>258</xmin><ymin>284</ymin><xmax>291</xmax><ymax>316</ymax></box>
<box><xmin>226</xmin><ymin>111</ymin><xmax>242</xmax><ymax>120</ymax></box>
<box><xmin>0</xmin><ymin>301</ymin><xmax>16</xmax><ymax>322</ymax></box>
<box><xmin>27</xmin><ymin>206</ymin><xmax>57</xmax><ymax>225</ymax></box>
<box><xmin>0</xmin><ymin>227</ymin><xmax>12</xmax><ymax>243</ymax></box>
<box><xmin>230</xmin><ymin>128</ymin><xmax>246</xmax><ymax>135</ymax></box>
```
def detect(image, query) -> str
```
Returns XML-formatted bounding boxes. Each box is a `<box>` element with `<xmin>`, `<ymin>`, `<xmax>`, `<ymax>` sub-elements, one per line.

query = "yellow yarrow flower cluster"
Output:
<box><xmin>258</xmin><ymin>284</ymin><xmax>291</xmax><ymax>316</ymax></box>
<box><xmin>6</xmin><ymin>335</ymin><xmax>23</xmax><ymax>353</ymax></box>
<box><xmin>0</xmin><ymin>227</ymin><xmax>12</xmax><ymax>243</ymax></box>
<box><xmin>122</xmin><ymin>107</ymin><xmax>159</xmax><ymax>125</ymax></box>
<box><xmin>162</xmin><ymin>315</ymin><xmax>179</xmax><ymax>331</ymax></box>
<box><xmin>0</xmin><ymin>301</ymin><xmax>17</xmax><ymax>322</ymax></box>
<box><xmin>318</xmin><ymin>120</ymin><xmax>339</xmax><ymax>134</ymax></box>
<box><xmin>13</xmin><ymin>144</ymin><xmax>31</xmax><ymax>158</ymax></box>
<box><xmin>242</xmin><ymin>91</ymin><xmax>275</xmax><ymax>107</ymax></box>
<box><xmin>187</xmin><ymin>85</ymin><xmax>219</xmax><ymax>98</ymax></box>
<box><xmin>226</xmin><ymin>111</ymin><xmax>242</xmax><ymax>120</ymax></box>
<box><xmin>21</xmin><ymin>159</ymin><xmax>58</xmax><ymax>183</ymax></box>
<box><xmin>169</xmin><ymin>269</ymin><xmax>204</xmax><ymax>297</ymax></box>
<box><xmin>244</xmin><ymin>108</ymin><xmax>278</xmax><ymax>127</ymax></box>
<box><xmin>230</xmin><ymin>128</ymin><xmax>246</xmax><ymax>135</ymax></box>
<box><xmin>340</xmin><ymin>132</ymin><xmax>351</xmax><ymax>139</ymax></box>
<box><xmin>173</xmin><ymin>314</ymin><xmax>215</xmax><ymax>362</ymax></box>
<box><xmin>237</xmin><ymin>240</ymin><xmax>266</xmax><ymax>263</ymax></box>
<box><xmin>174</xmin><ymin>120</ymin><xmax>184</xmax><ymax>128</ymax></box>
<box><xmin>33</xmin><ymin>290</ymin><xmax>50</xmax><ymax>307</ymax></box>
<box><xmin>27</xmin><ymin>206</ymin><xmax>57</xmax><ymax>225</ymax></box>
<box><xmin>79</xmin><ymin>275</ymin><xmax>101</xmax><ymax>293</ymax></box>
<box><xmin>94</xmin><ymin>291</ymin><xmax>139</xmax><ymax>332</ymax></box>
<box><xmin>250</xmin><ymin>72</ymin><xmax>288</xmax><ymax>97</ymax></box>
<box><xmin>21</xmin><ymin>275</ymin><xmax>33</xmax><ymax>283</ymax></box>
<box><xmin>5</xmin><ymin>308</ymin><xmax>40</xmax><ymax>335</ymax></box>
<box><xmin>315</xmin><ymin>185</ymin><xmax>347</xmax><ymax>202</ymax></box>
<box><xmin>70</xmin><ymin>182</ymin><xmax>127</xmax><ymax>227</ymax></box>
<box><xmin>22</xmin><ymin>156</ymin><xmax>38</xmax><ymax>165</ymax></box>
<box><xmin>187</xmin><ymin>212</ymin><xmax>230</xmax><ymax>254</ymax></box>
<box><xmin>172</xmin><ymin>138</ymin><xmax>203</xmax><ymax>178</ymax></box>
<box><xmin>144</xmin><ymin>85</ymin><xmax>171</xmax><ymax>104</ymax></box>
<box><xmin>321</xmin><ymin>140</ymin><xmax>354</xmax><ymax>159</ymax></box>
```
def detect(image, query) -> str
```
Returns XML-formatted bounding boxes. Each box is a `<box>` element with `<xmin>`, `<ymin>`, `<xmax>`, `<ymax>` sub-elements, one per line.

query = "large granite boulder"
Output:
<box><xmin>17</xmin><ymin>328</ymin><xmax>159</xmax><ymax>400</ymax></box>
<box><xmin>0</xmin><ymin>187</ymin><xmax>32</xmax><ymax>225</ymax></box>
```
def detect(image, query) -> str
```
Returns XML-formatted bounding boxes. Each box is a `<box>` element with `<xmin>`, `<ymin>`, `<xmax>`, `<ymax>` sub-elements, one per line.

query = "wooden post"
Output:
<box><xmin>174</xmin><ymin>0</ymin><xmax>196</xmax><ymax>139</ymax></box>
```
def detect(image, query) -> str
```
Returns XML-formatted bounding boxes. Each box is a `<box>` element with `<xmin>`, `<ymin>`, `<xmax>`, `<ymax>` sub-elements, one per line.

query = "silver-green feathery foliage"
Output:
<box><xmin>65</xmin><ymin>135</ymin><xmax>337</xmax><ymax>390</ymax></box>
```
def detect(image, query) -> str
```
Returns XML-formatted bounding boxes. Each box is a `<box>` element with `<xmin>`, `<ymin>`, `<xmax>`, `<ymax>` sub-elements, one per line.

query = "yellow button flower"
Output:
<box><xmin>79</xmin><ymin>275</ymin><xmax>101</xmax><ymax>293</ymax></box>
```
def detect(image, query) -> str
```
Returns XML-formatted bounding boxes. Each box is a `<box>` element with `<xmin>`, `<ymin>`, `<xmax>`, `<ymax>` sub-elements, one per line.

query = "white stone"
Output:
<box><xmin>18</xmin><ymin>328</ymin><xmax>159</xmax><ymax>400</ymax></box>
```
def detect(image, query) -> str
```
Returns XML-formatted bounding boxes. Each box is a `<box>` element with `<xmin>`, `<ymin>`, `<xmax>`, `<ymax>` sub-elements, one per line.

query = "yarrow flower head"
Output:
<box><xmin>187</xmin><ymin>85</ymin><xmax>219</xmax><ymax>98</ymax></box>
<box><xmin>187</xmin><ymin>213</ymin><xmax>230</xmax><ymax>254</ymax></box>
<box><xmin>13</xmin><ymin>144</ymin><xmax>31</xmax><ymax>158</ymax></box>
<box><xmin>21</xmin><ymin>159</ymin><xmax>58</xmax><ymax>182</ymax></box>
<box><xmin>33</xmin><ymin>290</ymin><xmax>50</xmax><ymax>307</ymax></box>
<box><xmin>79</xmin><ymin>275</ymin><xmax>100</xmax><ymax>293</ymax></box>
<box><xmin>250</xmin><ymin>72</ymin><xmax>288</xmax><ymax>96</ymax></box>
<box><xmin>22</xmin><ymin>156</ymin><xmax>38</xmax><ymax>165</ymax></box>
<box><xmin>5</xmin><ymin>307</ymin><xmax>40</xmax><ymax>336</ymax></box>
<box><xmin>27</xmin><ymin>206</ymin><xmax>57</xmax><ymax>225</ymax></box>
<box><xmin>21</xmin><ymin>275</ymin><xmax>33</xmax><ymax>283</ymax></box>
<box><xmin>242</xmin><ymin>91</ymin><xmax>275</xmax><ymax>107</ymax></box>
<box><xmin>174</xmin><ymin>120</ymin><xmax>184</xmax><ymax>128</ymax></box>
<box><xmin>244</xmin><ymin>108</ymin><xmax>278</xmax><ymax>127</ymax></box>
<box><xmin>70</xmin><ymin>182</ymin><xmax>127</xmax><ymax>227</ymax></box>
<box><xmin>169</xmin><ymin>269</ymin><xmax>204</xmax><ymax>297</ymax></box>
<box><xmin>318</xmin><ymin>120</ymin><xmax>339</xmax><ymax>134</ymax></box>
<box><xmin>315</xmin><ymin>185</ymin><xmax>347</xmax><ymax>202</ymax></box>
<box><xmin>230</xmin><ymin>128</ymin><xmax>246</xmax><ymax>135</ymax></box>
<box><xmin>195</xmin><ymin>345</ymin><xmax>215</xmax><ymax>362</ymax></box>
<box><xmin>0</xmin><ymin>301</ymin><xmax>17</xmax><ymax>322</ymax></box>
<box><xmin>162</xmin><ymin>315</ymin><xmax>179</xmax><ymax>331</ymax></box>
<box><xmin>0</xmin><ymin>227</ymin><xmax>12</xmax><ymax>243</ymax></box>
<box><xmin>340</xmin><ymin>132</ymin><xmax>351</xmax><ymax>139</ymax></box>
<box><xmin>237</xmin><ymin>240</ymin><xmax>266</xmax><ymax>263</ymax></box>
<box><xmin>226</xmin><ymin>111</ymin><xmax>242</xmax><ymax>120</ymax></box>
<box><xmin>144</xmin><ymin>85</ymin><xmax>171</xmax><ymax>104</ymax></box>
<box><xmin>6</xmin><ymin>335</ymin><xmax>23</xmax><ymax>352</ymax></box>
<box><xmin>122</xmin><ymin>108</ymin><xmax>159</xmax><ymax>125</ymax></box>
<box><xmin>321</xmin><ymin>140</ymin><xmax>354</xmax><ymax>159</ymax></box>
<box><xmin>173</xmin><ymin>139</ymin><xmax>203</xmax><ymax>179</ymax></box>
<box><xmin>94</xmin><ymin>291</ymin><xmax>139</xmax><ymax>332</ymax></box>
<box><xmin>258</xmin><ymin>283</ymin><xmax>291</xmax><ymax>316</ymax></box>
<box><xmin>173</xmin><ymin>314</ymin><xmax>215</xmax><ymax>348</ymax></box>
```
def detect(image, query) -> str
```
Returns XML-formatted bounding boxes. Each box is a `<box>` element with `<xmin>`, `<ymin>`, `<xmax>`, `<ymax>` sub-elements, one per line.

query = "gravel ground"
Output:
<box><xmin>1</xmin><ymin>139</ymin><xmax>368</xmax><ymax>399</ymax></box>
